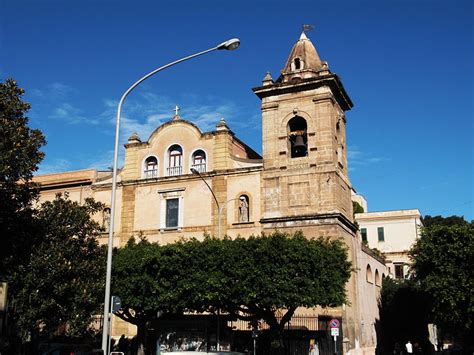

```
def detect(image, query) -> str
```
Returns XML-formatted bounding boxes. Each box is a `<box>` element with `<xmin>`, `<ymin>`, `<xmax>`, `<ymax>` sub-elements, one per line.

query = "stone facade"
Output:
<box><xmin>33</xmin><ymin>32</ymin><xmax>387</xmax><ymax>354</ymax></box>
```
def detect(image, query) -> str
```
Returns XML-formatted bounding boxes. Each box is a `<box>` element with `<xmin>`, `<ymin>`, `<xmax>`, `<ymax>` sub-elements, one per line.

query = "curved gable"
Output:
<box><xmin>147</xmin><ymin>119</ymin><xmax>203</xmax><ymax>145</ymax></box>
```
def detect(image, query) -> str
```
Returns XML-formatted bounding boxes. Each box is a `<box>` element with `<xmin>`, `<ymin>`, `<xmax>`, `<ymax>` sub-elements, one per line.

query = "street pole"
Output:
<box><xmin>101</xmin><ymin>38</ymin><xmax>240</xmax><ymax>354</ymax></box>
<box><xmin>191</xmin><ymin>169</ymin><xmax>243</xmax><ymax>351</ymax></box>
<box><xmin>191</xmin><ymin>169</ymin><xmax>241</xmax><ymax>240</ymax></box>
<box><xmin>190</xmin><ymin>168</ymin><xmax>220</xmax><ymax>238</ymax></box>
<box><xmin>217</xmin><ymin>198</ymin><xmax>240</xmax><ymax>238</ymax></box>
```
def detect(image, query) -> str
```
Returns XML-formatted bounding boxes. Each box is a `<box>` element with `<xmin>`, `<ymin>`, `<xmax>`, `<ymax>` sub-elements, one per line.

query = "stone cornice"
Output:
<box><xmin>260</xmin><ymin>212</ymin><xmax>358</xmax><ymax>233</ymax></box>
<box><xmin>252</xmin><ymin>74</ymin><xmax>353</xmax><ymax>112</ymax></box>
<box><xmin>91</xmin><ymin>166</ymin><xmax>264</xmax><ymax>190</ymax></box>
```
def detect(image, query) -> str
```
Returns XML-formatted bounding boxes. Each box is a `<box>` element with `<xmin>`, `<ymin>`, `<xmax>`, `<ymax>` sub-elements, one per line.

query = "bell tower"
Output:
<box><xmin>254</xmin><ymin>32</ymin><xmax>362</xmax><ymax>351</ymax></box>
<box><xmin>253</xmin><ymin>32</ymin><xmax>355</xmax><ymax>234</ymax></box>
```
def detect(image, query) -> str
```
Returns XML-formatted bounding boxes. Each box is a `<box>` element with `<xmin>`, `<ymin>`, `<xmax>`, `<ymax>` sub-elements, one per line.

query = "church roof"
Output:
<box><xmin>281</xmin><ymin>32</ymin><xmax>325</xmax><ymax>80</ymax></box>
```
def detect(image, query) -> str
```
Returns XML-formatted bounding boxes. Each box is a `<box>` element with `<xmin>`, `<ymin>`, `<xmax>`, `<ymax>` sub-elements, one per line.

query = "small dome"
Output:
<box><xmin>262</xmin><ymin>71</ymin><xmax>274</xmax><ymax>86</ymax></box>
<box><xmin>127</xmin><ymin>132</ymin><xmax>141</xmax><ymax>143</ymax></box>
<box><xmin>281</xmin><ymin>32</ymin><xmax>326</xmax><ymax>81</ymax></box>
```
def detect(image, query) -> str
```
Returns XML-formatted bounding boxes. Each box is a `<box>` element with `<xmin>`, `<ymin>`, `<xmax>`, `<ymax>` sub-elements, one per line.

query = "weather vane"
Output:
<box><xmin>302</xmin><ymin>24</ymin><xmax>315</xmax><ymax>33</ymax></box>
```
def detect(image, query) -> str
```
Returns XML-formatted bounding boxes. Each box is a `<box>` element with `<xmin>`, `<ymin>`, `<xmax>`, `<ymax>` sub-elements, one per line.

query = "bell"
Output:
<box><xmin>291</xmin><ymin>134</ymin><xmax>307</xmax><ymax>157</ymax></box>
<box><xmin>293</xmin><ymin>135</ymin><xmax>306</xmax><ymax>149</ymax></box>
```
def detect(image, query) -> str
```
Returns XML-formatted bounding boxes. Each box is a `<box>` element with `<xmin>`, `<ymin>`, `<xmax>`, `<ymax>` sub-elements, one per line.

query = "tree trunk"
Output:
<box><xmin>265</xmin><ymin>308</ymin><xmax>296</xmax><ymax>355</ymax></box>
<box><xmin>267</xmin><ymin>325</ymin><xmax>288</xmax><ymax>355</ymax></box>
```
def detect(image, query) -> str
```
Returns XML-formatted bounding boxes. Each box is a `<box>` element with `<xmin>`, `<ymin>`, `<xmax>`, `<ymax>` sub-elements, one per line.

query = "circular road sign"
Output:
<box><xmin>329</xmin><ymin>318</ymin><xmax>340</xmax><ymax>328</ymax></box>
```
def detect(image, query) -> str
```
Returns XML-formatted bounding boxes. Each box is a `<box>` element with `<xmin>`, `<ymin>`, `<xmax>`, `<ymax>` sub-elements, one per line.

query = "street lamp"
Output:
<box><xmin>191</xmin><ymin>168</ymin><xmax>239</xmax><ymax>240</ymax></box>
<box><xmin>190</xmin><ymin>168</ymin><xmax>240</xmax><ymax>351</ymax></box>
<box><xmin>102</xmin><ymin>38</ymin><xmax>240</xmax><ymax>354</ymax></box>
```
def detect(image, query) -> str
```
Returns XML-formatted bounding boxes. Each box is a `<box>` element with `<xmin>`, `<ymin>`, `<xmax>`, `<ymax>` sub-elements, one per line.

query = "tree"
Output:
<box><xmin>217</xmin><ymin>232</ymin><xmax>352</xmax><ymax>352</ymax></box>
<box><xmin>422</xmin><ymin>214</ymin><xmax>467</xmax><ymax>228</ymax></box>
<box><xmin>352</xmin><ymin>201</ymin><xmax>364</xmax><ymax>215</ymax></box>
<box><xmin>375</xmin><ymin>278</ymin><xmax>432</xmax><ymax>354</ymax></box>
<box><xmin>11</xmin><ymin>194</ymin><xmax>106</xmax><ymax>343</ymax></box>
<box><xmin>410</xmin><ymin>217</ymin><xmax>473</xmax><ymax>352</ymax></box>
<box><xmin>112</xmin><ymin>231</ymin><xmax>352</xmax><ymax>354</ymax></box>
<box><xmin>0</xmin><ymin>78</ymin><xmax>46</xmax><ymax>279</ymax></box>
<box><xmin>113</xmin><ymin>237</ymin><xmax>174</xmax><ymax>355</ymax></box>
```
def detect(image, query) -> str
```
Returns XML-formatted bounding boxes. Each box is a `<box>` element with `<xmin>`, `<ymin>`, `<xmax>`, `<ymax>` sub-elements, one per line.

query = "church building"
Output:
<box><xmin>34</xmin><ymin>32</ymin><xmax>386</xmax><ymax>354</ymax></box>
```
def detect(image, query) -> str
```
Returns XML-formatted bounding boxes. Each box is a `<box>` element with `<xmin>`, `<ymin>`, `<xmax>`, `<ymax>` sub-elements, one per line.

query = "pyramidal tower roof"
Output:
<box><xmin>280</xmin><ymin>32</ymin><xmax>328</xmax><ymax>82</ymax></box>
<box><xmin>253</xmin><ymin>30</ymin><xmax>352</xmax><ymax>111</ymax></box>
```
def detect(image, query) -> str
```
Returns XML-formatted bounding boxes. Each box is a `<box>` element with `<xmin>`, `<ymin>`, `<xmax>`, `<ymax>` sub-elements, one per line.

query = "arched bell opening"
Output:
<box><xmin>287</xmin><ymin>116</ymin><xmax>308</xmax><ymax>158</ymax></box>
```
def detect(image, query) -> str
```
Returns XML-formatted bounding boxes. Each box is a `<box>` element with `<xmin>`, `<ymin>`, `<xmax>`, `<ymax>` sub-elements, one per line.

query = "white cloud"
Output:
<box><xmin>99</xmin><ymin>92</ymin><xmax>245</xmax><ymax>143</ymax></box>
<box><xmin>84</xmin><ymin>149</ymin><xmax>119</xmax><ymax>171</ymax></box>
<box><xmin>50</xmin><ymin>102</ymin><xmax>99</xmax><ymax>125</ymax></box>
<box><xmin>347</xmin><ymin>147</ymin><xmax>390</xmax><ymax>171</ymax></box>
<box><xmin>31</xmin><ymin>82</ymin><xmax>74</xmax><ymax>98</ymax></box>
<box><xmin>36</xmin><ymin>158</ymin><xmax>71</xmax><ymax>175</ymax></box>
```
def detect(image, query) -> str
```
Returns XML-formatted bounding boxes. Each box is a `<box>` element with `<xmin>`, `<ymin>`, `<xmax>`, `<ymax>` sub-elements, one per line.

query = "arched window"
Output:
<box><xmin>375</xmin><ymin>269</ymin><xmax>381</xmax><ymax>287</ymax></box>
<box><xmin>294</xmin><ymin>58</ymin><xmax>301</xmax><ymax>70</ymax></box>
<box><xmin>287</xmin><ymin>116</ymin><xmax>308</xmax><ymax>158</ymax></box>
<box><xmin>291</xmin><ymin>57</ymin><xmax>304</xmax><ymax>71</ymax></box>
<box><xmin>167</xmin><ymin>144</ymin><xmax>183</xmax><ymax>176</ymax></box>
<box><xmin>191</xmin><ymin>149</ymin><xmax>207</xmax><ymax>173</ymax></box>
<box><xmin>366</xmin><ymin>264</ymin><xmax>373</xmax><ymax>283</ymax></box>
<box><xmin>238</xmin><ymin>194</ymin><xmax>250</xmax><ymax>223</ymax></box>
<box><xmin>144</xmin><ymin>156</ymin><xmax>159</xmax><ymax>178</ymax></box>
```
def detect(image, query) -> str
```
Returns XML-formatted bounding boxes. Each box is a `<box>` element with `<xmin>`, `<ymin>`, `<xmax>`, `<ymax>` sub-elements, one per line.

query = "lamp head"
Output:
<box><xmin>217</xmin><ymin>38</ymin><xmax>240</xmax><ymax>51</ymax></box>
<box><xmin>190</xmin><ymin>168</ymin><xmax>199</xmax><ymax>175</ymax></box>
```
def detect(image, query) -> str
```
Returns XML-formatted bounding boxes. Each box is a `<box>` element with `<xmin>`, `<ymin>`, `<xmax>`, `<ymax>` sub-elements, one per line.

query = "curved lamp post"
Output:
<box><xmin>191</xmin><ymin>168</ymin><xmax>241</xmax><ymax>351</ymax></box>
<box><xmin>191</xmin><ymin>167</ymin><xmax>242</xmax><ymax>240</ymax></box>
<box><xmin>190</xmin><ymin>167</ymin><xmax>233</xmax><ymax>240</ymax></box>
<box><xmin>102</xmin><ymin>38</ymin><xmax>240</xmax><ymax>354</ymax></box>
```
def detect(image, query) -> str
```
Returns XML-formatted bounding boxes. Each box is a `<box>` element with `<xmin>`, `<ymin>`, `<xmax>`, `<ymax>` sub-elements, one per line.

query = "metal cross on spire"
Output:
<box><xmin>302</xmin><ymin>24</ymin><xmax>315</xmax><ymax>32</ymax></box>
<box><xmin>174</xmin><ymin>105</ymin><xmax>180</xmax><ymax>116</ymax></box>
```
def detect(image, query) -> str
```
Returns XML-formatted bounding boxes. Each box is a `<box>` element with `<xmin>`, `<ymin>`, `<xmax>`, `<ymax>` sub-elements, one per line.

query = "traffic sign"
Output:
<box><xmin>329</xmin><ymin>318</ymin><xmax>340</xmax><ymax>329</ymax></box>
<box><xmin>331</xmin><ymin>328</ymin><xmax>339</xmax><ymax>337</ymax></box>
<box><xmin>111</xmin><ymin>295</ymin><xmax>121</xmax><ymax>313</ymax></box>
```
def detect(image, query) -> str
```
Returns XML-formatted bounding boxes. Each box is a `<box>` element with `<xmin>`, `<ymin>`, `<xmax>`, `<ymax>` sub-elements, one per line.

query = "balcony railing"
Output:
<box><xmin>191</xmin><ymin>163</ymin><xmax>206</xmax><ymax>173</ymax></box>
<box><xmin>167</xmin><ymin>166</ymin><xmax>183</xmax><ymax>176</ymax></box>
<box><xmin>144</xmin><ymin>169</ymin><xmax>159</xmax><ymax>179</ymax></box>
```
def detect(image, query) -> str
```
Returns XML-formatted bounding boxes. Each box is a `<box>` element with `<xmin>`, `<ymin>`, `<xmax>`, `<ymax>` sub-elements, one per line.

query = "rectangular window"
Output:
<box><xmin>377</xmin><ymin>227</ymin><xmax>385</xmax><ymax>242</ymax></box>
<box><xmin>394</xmin><ymin>264</ymin><xmax>404</xmax><ymax>279</ymax></box>
<box><xmin>166</xmin><ymin>198</ymin><xmax>179</xmax><ymax>228</ymax></box>
<box><xmin>361</xmin><ymin>228</ymin><xmax>367</xmax><ymax>243</ymax></box>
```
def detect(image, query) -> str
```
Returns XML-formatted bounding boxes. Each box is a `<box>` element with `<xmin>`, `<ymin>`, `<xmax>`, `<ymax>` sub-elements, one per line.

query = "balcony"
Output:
<box><xmin>190</xmin><ymin>163</ymin><xmax>206</xmax><ymax>173</ymax></box>
<box><xmin>167</xmin><ymin>166</ymin><xmax>183</xmax><ymax>176</ymax></box>
<box><xmin>144</xmin><ymin>169</ymin><xmax>159</xmax><ymax>179</ymax></box>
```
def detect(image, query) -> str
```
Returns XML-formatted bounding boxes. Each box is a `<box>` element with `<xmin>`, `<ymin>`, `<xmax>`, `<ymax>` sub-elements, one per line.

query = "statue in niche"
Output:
<box><xmin>238</xmin><ymin>196</ymin><xmax>249</xmax><ymax>223</ymax></box>
<box><xmin>103</xmin><ymin>208</ymin><xmax>111</xmax><ymax>232</ymax></box>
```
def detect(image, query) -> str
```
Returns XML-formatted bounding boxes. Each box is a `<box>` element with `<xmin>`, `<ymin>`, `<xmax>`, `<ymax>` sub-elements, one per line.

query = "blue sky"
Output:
<box><xmin>1</xmin><ymin>0</ymin><xmax>472</xmax><ymax>220</ymax></box>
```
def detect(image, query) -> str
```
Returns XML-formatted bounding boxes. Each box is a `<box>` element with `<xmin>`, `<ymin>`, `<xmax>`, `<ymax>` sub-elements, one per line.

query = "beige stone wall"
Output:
<box><xmin>225</xmin><ymin>171</ymin><xmax>262</xmax><ymax>238</ymax></box>
<box><xmin>33</xmin><ymin>169</ymin><xmax>98</xmax><ymax>206</ymax></box>
<box><xmin>122</xmin><ymin>120</ymin><xmax>217</xmax><ymax>181</ymax></box>
<box><xmin>260</xmin><ymin>86</ymin><xmax>353</xmax><ymax>222</ymax></box>
<box><xmin>356</xmin><ymin>242</ymin><xmax>387</xmax><ymax>349</ymax></box>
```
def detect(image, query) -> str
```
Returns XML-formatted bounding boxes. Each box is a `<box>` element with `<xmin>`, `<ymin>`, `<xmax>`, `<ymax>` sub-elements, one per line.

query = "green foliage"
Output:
<box><xmin>0</xmin><ymin>80</ymin><xmax>106</xmax><ymax>351</ymax></box>
<box><xmin>11</xmin><ymin>194</ymin><xmax>106</xmax><ymax>339</ymax></box>
<box><xmin>0</xmin><ymin>78</ymin><xmax>46</xmax><ymax>279</ymax></box>
<box><xmin>375</xmin><ymin>278</ymin><xmax>432</xmax><ymax>354</ymax></box>
<box><xmin>410</xmin><ymin>217</ymin><xmax>473</xmax><ymax>347</ymax></box>
<box><xmin>220</xmin><ymin>232</ymin><xmax>351</xmax><ymax>319</ymax></box>
<box><xmin>352</xmin><ymin>201</ymin><xmax>364</xmax><ymax>215</ymax></box>
<box><xmin>422</xmin><ymin>214</ymin><xmax>468</xmax><ymax>228</ymax></box>
<box><xmin>112</xmin><ymin>231</ymin><xmax>352</xmax><ymax>351</ymax></box>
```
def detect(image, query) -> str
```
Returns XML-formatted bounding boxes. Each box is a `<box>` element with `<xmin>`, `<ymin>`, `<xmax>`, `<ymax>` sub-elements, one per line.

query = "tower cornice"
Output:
<box><xmin>252</xmin><ymin>74</ymin><xmax>353</xmax><ymax>112</ymax></box>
